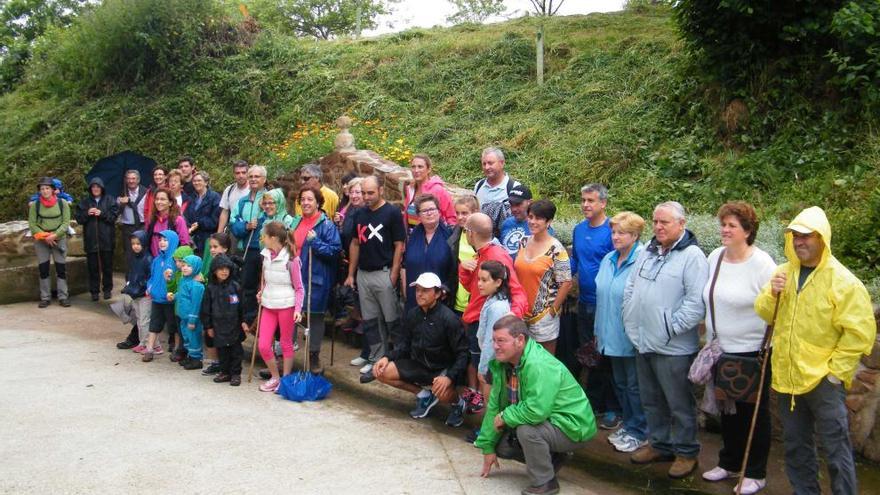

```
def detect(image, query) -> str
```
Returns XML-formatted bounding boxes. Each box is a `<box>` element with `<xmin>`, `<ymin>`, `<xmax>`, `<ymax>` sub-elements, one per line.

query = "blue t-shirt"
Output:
<box><xmin>570</xmin><ymin>218</ymin><xmax>614</xmax><ymax>305</ymax></box>
<box><xmin>500</xmin><ymin>217</ymin><xmax>555</xmax><ymax>260</ymax></box>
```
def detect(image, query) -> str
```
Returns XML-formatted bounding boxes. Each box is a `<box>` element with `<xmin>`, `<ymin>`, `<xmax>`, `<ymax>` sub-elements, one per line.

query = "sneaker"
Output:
<box><xmin>465</xmin><ymin>427</ymin><xmax>480</xmax><ymax>444</ymax></box>
<box><xmin>183</xmin><ymin>359</ymin><xmax>203</xmax><ymax>370</ymax></box>
<box><xmin>614</xmin><ymin>434</ymin><xmax>649</xmax><ymax>453</ymax></box>
<box><xmin>522</xmin><ymin>477</ymin><xmax>560</xmax><ymax>495</ymax></box>
<box><xmin>103</xmin><ymin>290</ymin><xmax>112</xmax><ymax>300</ymax></box>
<box><xmin>116</xmin><ymin>340</ymin><xmax>137</xmax><ymax>350</ymax></box>
<box><xmin>213</xmin><ymin>373</ymin><xmax>231</xmax><ymax>383</ymax></box>
<box><xmin>151</xmin><ymin>345</ymin><xmax>164</xmax><ymax>356</ymax></box>
<box><xmin>702</xmin><ymin>466</ymin><xmax>734</xmax><ymax>482</ymax></box>
<box><xmin>359</xmin><ymin>363</ymin><xmax>373</xmax><ymax>374</ymax></box>
<box><xmin>202</xmin><ymin>362</ymin><xmax>222</xmax><ymax>375</ymax></box>
<box><xmin>132</xmin><ymin>345</ymin><xmax>147</xmax><ymax>354</ymax></box>
<box><xmin>259</xmin><ymin>377</ymin><xmax>280</xmax><ymax>392</ymax></box>
<box><xmin>445</xmin><ymin>400</ymin><xmax>465</xmax><ymax>427</ymax></box>
<box><xmin>551</xmin><ymin>452</ymin><xmax>573</xmax><ymax>473</ymax></box>
<box><xmin>142</xmin><ymin>351</ymin><xmax>154</xmax><ymax>362</ymax></box>
<box><xmin>230</xmin><ymin>375</ymin><xmax>241</xmax><ymax>387</ymax></box>
<box><xmin>38</xmin><ymin>300</ymin><xmax>50</xmax><ymax>308</ymax></box>
<box><xmin>409</xmin><ymin>393</ymin><xmax>439</xmax><ymax>419</ymax></box>
<box><xmin>465</xmin><ymin>391</ymin><xmax>485</xmax><ymax>414</ymax></box>
<box><xmin>293</xmin><ymin>341</ymin><xmax>299</xmax><ymax>352</ymax></box>
<box><xmin>178</xmin><ymin>357</ymin><xmax>189</xmax><ymax>367</ymax></box>
<box><xmin>359</xmin><ymin>370</ymin><xmax>376</xmax><ymax>384</ymax></box>
<box><xmin>607</xmin><ymin>428</ymin><xmax>627</xmax><ymax>445</ymax></box>
<box><xmin>59</xmin><ymin>299</ymin><xmax>71</xmax><ymax>307</ymax></box>
<box><xmin>91</xmin><ymin>293</ymin><xmax>99</xmax><ymax>302</ymax></box>
<box><xmin>170</xmin><ymin>349</ymin><xmax>187</xmax><ymax>362</ymax></box>
<box><xmin>734</xmin><ymin>477</ymin><xmax>766</xmax><ymax>495</ymax></box>
<box><xmin>599</xmin><ymin>412</ymin><xmax>623</xmax><ymax>430</ymax></box>
<box><xmin>350</xmin><ymin>356</ymin><xmax>368</xmax><ymax>367</ymax></box>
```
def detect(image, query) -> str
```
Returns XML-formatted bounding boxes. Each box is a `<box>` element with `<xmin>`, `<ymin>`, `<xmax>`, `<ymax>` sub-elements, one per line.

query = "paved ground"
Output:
<box><xmin>0</xmin><ymin>299</ymin><xmax>629</xmax><ymax>495</ymax></box>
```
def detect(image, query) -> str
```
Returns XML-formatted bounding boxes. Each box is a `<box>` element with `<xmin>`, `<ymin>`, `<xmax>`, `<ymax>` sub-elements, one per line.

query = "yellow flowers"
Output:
<box><xmin>268</xmin><ymin>114</ymin><xmax>415</xmax><ymax>166</ymax></box>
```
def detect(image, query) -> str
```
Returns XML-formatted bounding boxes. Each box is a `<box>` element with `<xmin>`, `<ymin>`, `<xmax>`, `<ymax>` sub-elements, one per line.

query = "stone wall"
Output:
<box><xmin>0</xmin><ymin>221</ymin><xmax>87</xmax><ymax>303</ymax></box>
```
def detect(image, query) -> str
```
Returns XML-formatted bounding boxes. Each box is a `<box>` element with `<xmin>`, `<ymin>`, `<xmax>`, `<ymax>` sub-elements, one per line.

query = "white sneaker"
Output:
<box><xmin>607</xmin><ymin>428</ymin><xmax>627</xmax><ymax>445</ymax></box>
<box><xmin>359</xmin><ymin>363</ymin><xmax>373</xmax><ymax>374</ymax></box>
<box><xmin>734</xmin><ymin>478</ymin><xmax>766</xmax><ymax>495</ymax></box>
<box><xmin>613</xmin><ymin>434</ymin><xmax>648</xmax><ymax>453</ymax></box>
<box><xmin>702</xmin><ymin>466</ymin><xmax>734</xmax><ymax>482</ymax></box>
<box><xmin>350</xmin><ymin>356</ymin><xmax>368</xmax><ymax>367</ymax></box>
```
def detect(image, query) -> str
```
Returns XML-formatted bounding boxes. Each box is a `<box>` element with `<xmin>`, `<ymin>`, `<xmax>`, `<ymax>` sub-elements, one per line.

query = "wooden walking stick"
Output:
<box><xmin>246</xmin><ymin>271</ymin><xmax>264</xmax><ymax>383</ymax></box>
<box><xmin>735</xmin><ymin>296</ymin><xmax>781</xmax><ymax>495</ymax></box>
<box><xmin>305</xmin><ymin>247</ymin><xmax>313</xmax><ymax>372</ymax></box>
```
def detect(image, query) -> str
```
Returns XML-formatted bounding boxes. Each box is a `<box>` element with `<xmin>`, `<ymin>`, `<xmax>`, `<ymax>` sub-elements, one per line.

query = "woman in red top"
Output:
<box><xmin>143</xmin><ymin>166</ymin><xmax>168</xmax><ymax>222</ymax></box>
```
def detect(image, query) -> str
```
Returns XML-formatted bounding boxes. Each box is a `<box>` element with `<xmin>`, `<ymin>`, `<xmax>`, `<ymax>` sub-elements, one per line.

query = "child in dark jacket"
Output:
<box><xmin>200</xmin><ymin>255</ymin><xmax>246</xmax><ymax>386</ymax></box>
<box><xmin>199</xmin><ymin>232</ymin><xmax>244</xmax><ymax>376</ymax></box>
<box><xmin>74</xmin><ymin>177</ymin><xmax>119</xmax><ymax>300</ymax></box>
<box><xmin>176</xmin><ymin>254</ymin><xmax>206</xmax><ymax>370</ymax></box>
<box><xmin>112</xmin><ymin>231</ymin><xmax>153</xmax><ymax>350</ymax></box>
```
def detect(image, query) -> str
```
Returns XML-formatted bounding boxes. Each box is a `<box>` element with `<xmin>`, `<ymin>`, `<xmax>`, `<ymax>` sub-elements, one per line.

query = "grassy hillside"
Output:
<box><xmin>2</xmin><ymin>4</ymin><xmax>879</xmax><ymax>281</ymax></box>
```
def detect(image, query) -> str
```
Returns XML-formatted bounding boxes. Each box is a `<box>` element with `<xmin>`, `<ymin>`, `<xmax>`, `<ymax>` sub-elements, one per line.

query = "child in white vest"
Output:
<box><xmin>256</xmin><ymin>221</ymin><xmax>304</xmax><ymax>392</ymax></box>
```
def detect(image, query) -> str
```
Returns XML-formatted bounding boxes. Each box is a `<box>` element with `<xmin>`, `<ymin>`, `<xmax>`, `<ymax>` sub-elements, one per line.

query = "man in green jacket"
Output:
<box><xmin>475</xmin><ymin>315</ymin><xmax>597</xmax><ymax>495</ymax></box>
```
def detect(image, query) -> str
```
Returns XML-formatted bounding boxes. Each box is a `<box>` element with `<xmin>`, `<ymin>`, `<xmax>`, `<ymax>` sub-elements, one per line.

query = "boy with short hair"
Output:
<box><xmin>113</xmin><ymin>231</ymin><xmax>152</xmax><ymax>350</ymax></box>
<box><xmin>200</xmin><ymin>255</ymin><xmax>246</xmax><ymax>386</ymax></box>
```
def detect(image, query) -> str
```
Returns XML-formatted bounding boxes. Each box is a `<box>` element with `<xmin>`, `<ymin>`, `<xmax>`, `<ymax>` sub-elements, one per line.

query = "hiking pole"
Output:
<box><xmin>246</xmin><ymin>271</ymin><xmax>265</xmax><ymax>383</ymax></box>
<box><xmin>330</xmin><ymin>313</ymin><xmax>336</xmax><ymax>367</ymax></box>
<box><xmin>735</xmin><ymin>295</ymin><xmax>781</xmax><ymax>495</ymax></box>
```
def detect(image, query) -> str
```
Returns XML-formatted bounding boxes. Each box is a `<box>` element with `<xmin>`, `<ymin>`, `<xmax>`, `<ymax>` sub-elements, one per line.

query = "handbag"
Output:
<box><xmin>688</xmin><ymin>249</ymin><xmax>725</xmax><ymax>385</ymax></box>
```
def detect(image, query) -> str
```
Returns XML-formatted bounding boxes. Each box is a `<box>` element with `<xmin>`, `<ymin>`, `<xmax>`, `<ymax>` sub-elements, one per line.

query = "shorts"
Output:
<box><xmin>149</xmin><ymin>302</ymin><xmax>176</xmax><ymax>334</ymax></box>
<box><xmin>466</xmin><ymin>321</ymin><xmax>480</xmax><ymax>362</ymax></box>
<box><xmin>394</xmin><ymin>358</ymin><xmax>444</xmax><ymax>387</ymax></box>
<box><xmin>526</xmin><ymin>311</ymin><xmax>560</xmax><ymax>342</ymax></box>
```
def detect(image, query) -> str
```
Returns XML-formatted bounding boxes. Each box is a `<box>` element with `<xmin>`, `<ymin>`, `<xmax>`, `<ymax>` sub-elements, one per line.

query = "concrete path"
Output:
<box><xmin>0</xmin><ymin>299</ymin><xmax>626</xmax><ymax>495</ymax></box>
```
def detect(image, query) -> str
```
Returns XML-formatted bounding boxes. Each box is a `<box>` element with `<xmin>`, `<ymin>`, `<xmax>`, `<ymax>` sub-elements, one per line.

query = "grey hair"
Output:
<box><xmin>248</xmin><ymin>165</ymin><xmax>267</xmax><ymax>178</ymax></box>
<box><xmin>125</xmin><ymin>169</ymin><xmax>141</xmax><ymax>181</ymax></box>
<box><xmin>194</xmin><ymin>170</ymin><xmax>211</xmax><ymax>185</ymax></box>
<box><xmin>493</xmin><ymin>314</ymin><xmax>529</xmax><ymax>339</ymax></box>
<box><xmin>655</xmin><ymin>201</ymin><xmax>687</xmax><ymax>221</ymax></box>
<box><xmin>481</xmin><ymin>147</ymin><xmax>505</xmax><ymax>162</ymax></box>
<box><xmin>301</xmin><ymin>163</ymin><xmax>323</xmax><ymax>182</ymax></box>
<box><xmin>580</xmin><ymin>183</ymin><xmax>608</xmax><ymax>200</ymax></box>
<box><xmin>233</xmin><ymin>159</ymin><xmax>249</xmax><ymax>170</ymax></box>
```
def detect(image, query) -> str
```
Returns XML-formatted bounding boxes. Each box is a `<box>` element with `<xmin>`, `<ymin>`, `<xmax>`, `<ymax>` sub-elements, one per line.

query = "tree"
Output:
<box><xmin>526</xmin><ymin>1</ymin><xmax>565</xmax><ymax>86</ymax></box>
<box><xmin>262</xmin><ymin>0</ymin><xmax>397</xmax><ymax>39</ymax></box>
<box><xmin>0</xmin><ymin>0</ymin><xmax>88</xmax><ymax>92</ymax></box>
<box><xmin>446</xmin><ymin>0</ymin><xmax>506</xmax><ymax>24</ymax></box>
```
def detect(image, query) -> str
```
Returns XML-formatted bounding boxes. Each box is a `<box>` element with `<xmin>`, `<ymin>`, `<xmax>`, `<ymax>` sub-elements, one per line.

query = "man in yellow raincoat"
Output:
<box><xmin>755</xmin><ymin>206</ymin><xmax>876</xmax><ymax>495</ymax></box>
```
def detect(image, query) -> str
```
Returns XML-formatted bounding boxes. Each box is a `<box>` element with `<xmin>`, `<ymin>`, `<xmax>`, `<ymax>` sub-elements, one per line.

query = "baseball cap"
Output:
<box><xmin>409</xmin><ymin>272</ymin><xmax>443</xmax><ymax>289</ymax></box>
<box><xmin>786</xmin><ymin>224</ymin><xmax>815</xmax><ymax>234</ymax></box>
<box><xmin>508</xmin><ymin>184</ymin><xmax>532</xmax><ymax>204</ymax></box>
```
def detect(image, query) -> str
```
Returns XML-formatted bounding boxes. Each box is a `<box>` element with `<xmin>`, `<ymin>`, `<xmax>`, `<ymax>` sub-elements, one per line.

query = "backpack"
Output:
<box><xmin>473</xmin><ymin>176</ymin><xmax>517</xmax><ymax>196</ymax></box>
<box><xmin>34</xmin><ymin>199</ymin><xmax>68</xmax><ymax>227</ymax></box>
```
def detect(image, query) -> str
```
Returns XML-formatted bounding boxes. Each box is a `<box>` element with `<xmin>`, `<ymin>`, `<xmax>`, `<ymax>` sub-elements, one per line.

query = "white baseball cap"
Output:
<box><xmin>409</xmin><ymin>272</ymin><xmax>443</xmax><ymax>289</ymax></box>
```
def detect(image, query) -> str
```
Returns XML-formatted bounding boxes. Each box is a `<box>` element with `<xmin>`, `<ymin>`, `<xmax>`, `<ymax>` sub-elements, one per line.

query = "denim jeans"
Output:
<box><xmin>636</xmin><ymin>352</ymin><xmax>699</xmax><ymax>458</ymax></box>
<box><xmin>609</xmin><ymin>356</ymin><xmax>647</xmax><ymax>440</ymax></box>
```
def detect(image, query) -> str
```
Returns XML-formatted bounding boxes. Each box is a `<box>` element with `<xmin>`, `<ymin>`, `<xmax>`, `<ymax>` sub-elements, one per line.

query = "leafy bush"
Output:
<box><xmin>828</xmin><ymin>1</ymin><xmax>880</xmax><ymax>107</ymax></box>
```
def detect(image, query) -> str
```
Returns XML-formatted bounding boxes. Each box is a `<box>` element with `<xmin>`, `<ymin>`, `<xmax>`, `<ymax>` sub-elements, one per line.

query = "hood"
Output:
<box><xmin>52</xmin><ymin>178</ymin><xmax>64</xmax><ymax>191</ymax></box>
<box><xmin>784</xmin><ymin>206</ymin><xmax>832</xmax><ymax>268</ymax></box>
<box><xmin>182</xmin><ymin>254</ymin><xmax>203</xmax><ymax>277</ymax></box>
<box><xmin>209</xmin><ymin>254</ymin><xmax>237</xmax><ymax>283</ymax></box>
<box><xmin>173</xmin><ymin>245</ymin><xmax>194</xmax><ymax>260</ymax></box>
<box><xmin>158</xmin><ymin>230</ymin><xmax>180</xmax><ymax>255</ymax></box>
<box><xmin>264</xmin><ymin>188</ymin><xmax>290</xmax><ymax>221</ymax></box>
<box><xmin>422</xmin><ymin>175</ymin><xmax>445</xmax><ymax>190</ymax></box>
<box><xmin>131</xmin><ymin>230</ymin><xmax>149</xmax><ymax>252</ymax></box>
<box><xmin>88</xmin><ymin>177</ymin><xmax>105</xmax><ymax>193</ymax></box>
<box><xmin>646</xmin><ymin>229</ymin><xmax>699</xmax><ymax>254</ymax></box>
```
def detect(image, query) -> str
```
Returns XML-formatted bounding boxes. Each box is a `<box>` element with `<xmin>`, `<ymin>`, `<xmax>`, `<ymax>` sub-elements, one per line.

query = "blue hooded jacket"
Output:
<box><xmin>122</xmin><ymin>230</ymin><xmax>152</xmax><ymax>299</ymax></box>
<box><xmin>176</xmin><ymin>254</ymin><xmax>205</xmax><ymax>328</ymax></box>
<box><xmin>147</xmin><ymin>230</ymin><xmax>179</xmax><ymax>304</ymax></box>
<box><xmin>291</xmin><ymin>212</ymin><xmax>341</xmax><ymax>313</ymax></box>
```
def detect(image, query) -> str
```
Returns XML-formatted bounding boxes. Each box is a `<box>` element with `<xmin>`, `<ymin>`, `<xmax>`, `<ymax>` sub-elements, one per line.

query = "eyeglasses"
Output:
<box><xmin>637</xmin><ymin>254</ymin><xmax>668</xmax><ymax>281</ymax></box>
<box><xmin>300</xmin><ymin>176</ymin><xmax>316</xmax><ymax>181</ymax></box>
<box><xmin>418</xmin><ymin>207</ymin><xmax>439</xmax><ymax>215</ymax></box>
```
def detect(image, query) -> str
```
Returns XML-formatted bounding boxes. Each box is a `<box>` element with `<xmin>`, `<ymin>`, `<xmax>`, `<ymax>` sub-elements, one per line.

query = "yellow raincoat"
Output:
<box><xmin>755</xmin><ymin>206</ymin><xmax>876</xmax><ymax>396</ymax></box>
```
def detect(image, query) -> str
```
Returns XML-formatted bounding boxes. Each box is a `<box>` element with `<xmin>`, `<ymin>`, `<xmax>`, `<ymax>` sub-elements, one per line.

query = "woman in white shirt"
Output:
<box><xmin>701</xmin><ymin>202</ymin><xmax>776</xmax><ymax>495</ymax></box>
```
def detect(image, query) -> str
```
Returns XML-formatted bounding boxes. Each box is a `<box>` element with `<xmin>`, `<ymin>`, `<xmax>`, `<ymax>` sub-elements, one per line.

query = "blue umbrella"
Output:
<box><xmin>85</xmin><ymin>151</ymin><xmax>157</xmax><ymax>197</ymax></box>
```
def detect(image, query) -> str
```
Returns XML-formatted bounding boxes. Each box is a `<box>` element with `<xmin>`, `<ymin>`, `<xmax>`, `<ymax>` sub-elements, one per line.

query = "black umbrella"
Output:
<box><xmin>85</xmin><ymin>151</ymin><xmax>157</xmax><ymax>197</ymax></box>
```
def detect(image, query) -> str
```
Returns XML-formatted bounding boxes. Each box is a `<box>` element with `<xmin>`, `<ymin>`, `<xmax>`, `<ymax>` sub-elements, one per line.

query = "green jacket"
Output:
<box><xmin>28</xmin><ymin>199</ymin><xmax>71</xmax><ymax>238</ymax></box>
<box><xmin>474</xmin><ymin>338</ymin><xmax>597</xmax><ymax>454</ymax></box>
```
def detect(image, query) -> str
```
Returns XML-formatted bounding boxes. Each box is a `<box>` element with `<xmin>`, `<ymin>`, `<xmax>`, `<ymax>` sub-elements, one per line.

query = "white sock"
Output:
<box><xmin>417</xmin><ymin>388</ymin><xmax>431</xmax><ymax>399</ymax></box>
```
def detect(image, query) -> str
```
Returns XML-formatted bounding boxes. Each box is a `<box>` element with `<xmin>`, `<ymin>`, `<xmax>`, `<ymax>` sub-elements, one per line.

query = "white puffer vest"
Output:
<box><xmin>260</xmin><ymin>247</ymin><xmax>296</xmax><ymax>309</ymax></box>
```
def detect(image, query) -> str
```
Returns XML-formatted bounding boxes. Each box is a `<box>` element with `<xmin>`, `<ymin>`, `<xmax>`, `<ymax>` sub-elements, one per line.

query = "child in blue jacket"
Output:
<box><xmin>176</xmin><ymin>254</ymin><xmax>206</xmax><ymax>370</ymax></box>
<box><xmin>143</xmin><ymin>230</ymin><xmax>179</xmax><ymax>363</ymax></box>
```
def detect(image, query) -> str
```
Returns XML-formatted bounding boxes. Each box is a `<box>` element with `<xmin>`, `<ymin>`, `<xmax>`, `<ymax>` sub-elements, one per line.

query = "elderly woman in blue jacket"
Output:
<box><xmin>595</xmin><ymin>211</ymin><xmax>647</xmax><ymax>454</ymax></box>
<box><xmin>290</xmin><ymin>184</ymin><xmax>342</xmax><ymax>374</ymax></box>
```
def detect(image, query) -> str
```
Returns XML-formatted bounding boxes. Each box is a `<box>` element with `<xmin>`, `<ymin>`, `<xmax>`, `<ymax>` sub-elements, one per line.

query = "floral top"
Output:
<box><xmin>514</xmin><ymin>236</ymin><xmax>571</xmax><ymax>319</ymax></box>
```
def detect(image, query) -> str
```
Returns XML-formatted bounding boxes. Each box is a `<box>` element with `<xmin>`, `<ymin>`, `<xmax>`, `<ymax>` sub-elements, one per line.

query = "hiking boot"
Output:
<box><xmin>213</xmin><ymin>373</ymin><xmax>231</xmax><ymax>383</ymax></box>
<box><xmin>630</xmin><ymin>446</ymin><xmax>674</xmax><ymax>465</ymax></box>
<box><xmin>103</xmin><ymin>290</ymin><xmax>112</xmax><ymax>300</ymax></box>
<box><xmin>445</xmin><ymin>399</ymin><xmax>465</xmax><ymax>427</ymax></box>
<box><xmin>359</xmin><ymin>370</ymin><xmax>376</xmax><ymax>384</ymax></box>
<box><xmin>59</xmin><ymin>299</ymin><xmax>71</xmax><ymax>307</ymax></box>
<box><xmin>230</xmin><ymin>375</ymin><xmax>241</xmax><ymax>386</ymax></box>
<box><xmin>202</xmin><ymin>362</ymin><xmax>222</xmax><ymax>375</ymax></box>
<box><xmin>38</xmin><ymin>300</ymin><xmax>50</xmax><ymax>308</ymax></box>
<box><xmin>599</xmin><ymin>412</ymin><xmax>623</xmax><ymax>430</ymax></box>
<box><xmin>409</xmin><ymin>393</ymin><xmax>439</xmax><ymax>419</ymax></box>
<box><xmin>142</xmin><ymin>351</ymin><xmax>154</xmax><ymax>362</ymax></box>
<box><xmin>183</xmin><ymin>359</ymin><xmax>203</xmax><ymax>370</ymax></box>
<box><xmin>521</xmin><ymin>477</ymin><xmax>560</xmax><ymax>495</ymax></box>
<box><xmin>668</xmin><ymin>456</ymin><xmax>698</xmax><ymax>479</ymax></box>
<box><xmin>309</xmin><ymin>351</ymin><xmax>323</xmax><ymax>374</ymax></box>
<box><xmin>178</xmin><ymin>356</ymin><xmax>189</xmax><ymax>367</ymax></box>
<box><xmin>551</xmin><ymin>452</ymin><xmax>573</xmax><ymax>474</ymax></box>
<box><xmin>170</xmin><ymin>349</ymin><xmax>187</xmax><ymax>363</ymax></box>
<box><xmin>116</xmin><ymin>340</ymin><xmax>137</xmax><ymax>350</ymax></box>
<box><xmin>91</xmin><ymin>293</ymin><xmax>99</xmax><ymax>302</ymax></box>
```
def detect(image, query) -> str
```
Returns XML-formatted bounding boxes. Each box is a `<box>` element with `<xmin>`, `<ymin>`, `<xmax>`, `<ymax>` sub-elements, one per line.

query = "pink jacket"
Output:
<box><xmin>405</xmin><ymin>175</ymin><xmax>457</xmax><ymax>226</ymax></box>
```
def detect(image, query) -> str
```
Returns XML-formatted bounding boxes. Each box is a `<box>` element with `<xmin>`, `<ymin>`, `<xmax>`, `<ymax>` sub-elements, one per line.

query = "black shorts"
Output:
<box><xmin>395</xmin><ymin>358</ymin><xmax>459</xmax><ymax>388</ymax></box>
<box><xmin>466</xmin><ymin>321</ymin><xmax>480</xmax><ymax>361</ymax></box>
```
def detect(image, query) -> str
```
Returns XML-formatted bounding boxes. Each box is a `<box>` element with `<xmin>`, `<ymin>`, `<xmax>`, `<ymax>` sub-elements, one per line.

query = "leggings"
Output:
<box><xmin>258</xmin><ymin>306</ymin><xmax>295</xmax><ymax>363</ymax></box>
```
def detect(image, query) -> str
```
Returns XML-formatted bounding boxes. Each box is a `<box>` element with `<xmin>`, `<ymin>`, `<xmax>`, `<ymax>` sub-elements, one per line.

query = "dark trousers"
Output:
<box><xmin>218</xmin><ymin>342</ymin><xmax>244</xmax><ymax>376</ymax></box>
<box><xmin>86</xmin><ymin>250</ymin><xmax>114</xmax><ymax>294</ymax></box>
<box><xmin>148</xmin><ymin>302</ymin><xmax>179</xmax><ymax>349</ymax></box>
<box><xmin>577</xmin><ymin>302</ymin><xmax>620</xmax><ymax>415</ymax></box>
<box><xmin>778</xmin><ymin>376</ymin><xmax>857</xmax><ymax>495</ymax></box>
<box><xmin>717</xmin><ymin>351</ymin><xmax>771</xmax><ymax>479</ymax></box>
<box><xmin>120</xmin><ymin>223</ymin><xmax>141</xmax><ymax>273</ymax></box>
<box><xmin>241</xmin><ymin>247</ymin><xmax>263</xmax><ymax>324</ymax></box>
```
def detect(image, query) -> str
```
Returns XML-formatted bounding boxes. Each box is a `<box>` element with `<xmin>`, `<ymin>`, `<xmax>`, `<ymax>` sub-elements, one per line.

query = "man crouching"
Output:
<box><xmin>476</xmin><ymin>315</ymin><xmax>597</xmax><ymax>495</ymax></box>
<box><xmin>373</xmin><ymin>272</ymin><xmax>470</xmax><ymax>426</ymax></box>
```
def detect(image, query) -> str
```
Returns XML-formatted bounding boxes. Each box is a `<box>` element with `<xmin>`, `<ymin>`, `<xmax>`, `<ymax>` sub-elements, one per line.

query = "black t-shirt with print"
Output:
<box><xmin>352</xmin><ymin>202</ymin><xmax>406</xmax><ymax>271</ymax></box>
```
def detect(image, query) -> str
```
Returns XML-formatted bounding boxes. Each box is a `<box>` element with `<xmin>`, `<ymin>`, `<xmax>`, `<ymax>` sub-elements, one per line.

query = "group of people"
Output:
<box><xmin>26</xmin><ymin>147</ymin><xmax>877</xmax><ymax>495</ymax></box>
